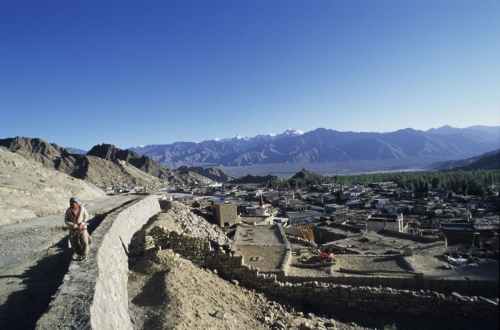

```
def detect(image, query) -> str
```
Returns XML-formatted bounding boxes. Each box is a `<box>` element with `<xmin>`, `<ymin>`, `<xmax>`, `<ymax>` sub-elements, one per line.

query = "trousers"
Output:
<box><xmin>69</xmin><ymin>230</ymin><xmax>90</xmax><ymax>256</ymax></box>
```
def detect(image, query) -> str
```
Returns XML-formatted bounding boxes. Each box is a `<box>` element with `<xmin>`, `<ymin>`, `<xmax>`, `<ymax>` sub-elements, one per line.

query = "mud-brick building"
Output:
<box><xmin>366</xmin><ymin>213</ymin><xmax>406</xmax><ymax>232</ymax></box>
<box><xmin>213</xmin><ymin>202</ymin><xmax>239</xmax><ymax>227</ymax></box>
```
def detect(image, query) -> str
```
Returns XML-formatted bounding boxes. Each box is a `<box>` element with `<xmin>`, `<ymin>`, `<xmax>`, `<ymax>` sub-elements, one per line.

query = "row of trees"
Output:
<box><xmin>265</xmin><ymin>169</ymin><xmax>500</xmax><ymax>198</ymax></box>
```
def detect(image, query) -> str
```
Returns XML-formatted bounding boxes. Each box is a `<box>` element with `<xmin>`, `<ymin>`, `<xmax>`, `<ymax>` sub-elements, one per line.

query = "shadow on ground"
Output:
<box><xmin>0</xmin><ymin>248</ymin><xmax>72</xmax><ymax>330</ymax></box>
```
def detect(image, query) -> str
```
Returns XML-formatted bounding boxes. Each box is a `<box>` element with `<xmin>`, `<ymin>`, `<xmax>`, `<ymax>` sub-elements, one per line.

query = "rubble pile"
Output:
<box><xmin>159</xmin><ymin>201</ymin><xmax>232</xmax><ymax>246</ymax></box>
<box><xmin>129</xmin><ymin>249</ymin><xmax>351</xmax><ymax>330</ymax></box>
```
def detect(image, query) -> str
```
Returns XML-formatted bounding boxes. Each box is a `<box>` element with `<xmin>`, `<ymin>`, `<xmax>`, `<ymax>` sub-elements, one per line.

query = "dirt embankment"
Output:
<box><xmin>0</xmin><ymin>147</ymin><xmax>107</xmax><ymax>226</ymax></box>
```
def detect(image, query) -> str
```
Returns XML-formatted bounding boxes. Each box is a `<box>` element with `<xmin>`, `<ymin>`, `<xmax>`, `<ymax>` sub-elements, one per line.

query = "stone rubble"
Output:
<box><xmin>156</xmin><ymin>201</ymin><xmax>232</xmax><ymax>247</ymax></box>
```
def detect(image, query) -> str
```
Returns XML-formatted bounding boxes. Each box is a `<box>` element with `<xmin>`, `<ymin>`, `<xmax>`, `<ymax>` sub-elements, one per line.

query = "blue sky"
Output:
<box><xmin>1</xmin><ymin>0</ymin><xmax>499</xmax><ymax>150</ymax></box>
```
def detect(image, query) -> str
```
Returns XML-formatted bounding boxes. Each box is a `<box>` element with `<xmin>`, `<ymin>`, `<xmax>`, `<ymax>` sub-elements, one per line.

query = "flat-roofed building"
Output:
<box><xmin>366</xmin><ymin>213</ymin><xmax>405</xmax><ymax>232</ymax></box>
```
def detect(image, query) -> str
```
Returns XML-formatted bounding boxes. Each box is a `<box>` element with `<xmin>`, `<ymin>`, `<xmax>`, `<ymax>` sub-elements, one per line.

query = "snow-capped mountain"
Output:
<box><xmin>128</xmin><ymin>126</ymin><xmax>500</xmax><ymax>169</ymax></box>
<box><xmin>218</xmin><ymin>129</ymin><xmax>304</xmax><ymax>146</ymax></box>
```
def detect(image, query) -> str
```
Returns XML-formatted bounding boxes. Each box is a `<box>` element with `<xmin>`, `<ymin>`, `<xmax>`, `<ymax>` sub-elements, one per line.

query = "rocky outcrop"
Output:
<box><xmin>88</xmin><ymin>143</ymin><xmax>213</xmax><ymax>185</ymax></box>
<box><xmin>176</xmin><ymin>165</ymin><xmax>237</xmax><ymax>183</ymax></box>
<box><xmin>0</xmin><ymin>136</ymin><xmax>77</xmax><ymax>169</ymax></box>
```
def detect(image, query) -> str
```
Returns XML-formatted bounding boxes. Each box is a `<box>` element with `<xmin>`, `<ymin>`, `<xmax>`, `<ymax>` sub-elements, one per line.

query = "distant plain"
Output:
<box><xmin>215</xmin><ymin>156</ymin><xmax>451</xmax><ymax>179</ymax></box>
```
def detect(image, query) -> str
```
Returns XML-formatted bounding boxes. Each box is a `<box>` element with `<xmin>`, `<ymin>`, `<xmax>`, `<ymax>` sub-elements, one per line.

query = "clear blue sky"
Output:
<box><xmin>1</xmin><ymin>0</ymin><xmax>499</xmax><ymax>150</ymax></box>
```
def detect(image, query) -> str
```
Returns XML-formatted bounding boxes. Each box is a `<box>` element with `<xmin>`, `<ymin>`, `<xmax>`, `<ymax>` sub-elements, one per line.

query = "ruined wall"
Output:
<box><xmin>145</xmin><ymin>225</ymin><xmax>499</xmax><ymax>321</ymax></box>
<box><xmin>281</xmin><ymin>267</ymin><xmax>498</xmax><ymax>298</ymax></box>
<box><xmin>36</xmin><ymin>196</ymin><xmax>161</xmax><ymax>330</ymax></box>
<box><xmin>277</xmin><ymin>224</ymin><xmax>293</xmax><ymax>275</ymax></box>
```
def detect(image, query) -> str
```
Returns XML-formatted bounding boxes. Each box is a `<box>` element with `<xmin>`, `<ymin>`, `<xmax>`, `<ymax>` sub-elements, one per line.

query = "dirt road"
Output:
<box><xmin>0</xmin><ymin>195</ymin><xmax>136</xmax><ymax>330</ymax></box>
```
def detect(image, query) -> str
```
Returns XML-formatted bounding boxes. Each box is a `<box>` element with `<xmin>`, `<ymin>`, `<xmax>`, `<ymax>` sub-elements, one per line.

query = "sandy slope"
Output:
<box><xmin>0</xmin><ymin>147</ymin><xmax>106</xmax><ymax>226</ymax></box>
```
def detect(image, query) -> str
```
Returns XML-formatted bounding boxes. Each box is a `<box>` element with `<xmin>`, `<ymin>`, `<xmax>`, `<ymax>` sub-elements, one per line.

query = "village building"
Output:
<box><xmin>366</xmin><ymin>213</ymin><xmax>406</xmax><ymax>232</ymax></box>
<box><xmin>212</xmin><ymin>202</ymin><xmax>239</xmax><ymax>227</ymax></box>
<box><xmin>324</xmin><ymin>203</ymin><xmax>348</xmax><ymax>214</ymax></box>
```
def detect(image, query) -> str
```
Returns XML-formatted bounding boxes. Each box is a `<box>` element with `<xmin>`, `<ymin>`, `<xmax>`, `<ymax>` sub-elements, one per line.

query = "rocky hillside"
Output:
<box><xmin>0</xmin><ymin>146</ymin><xmax>106</xmax><ymax>226</ymax></box>
<box><xmin>0</xmin><ymin>137</ymin><xmax>165</xmax><ymax>189</ymax></box>
<box><xmin>0</xmin><ymin>136</ymin><xmax>76</xmax><ymax>169</ymax></box>
<box><xmin>229</xmin><ymin>174</ymin><xmax>281</xmax><ymax>184</ymax></box>
<box><xmin>87</xmin><ymin>144</ymin><xmax>171</xmax><ymax>179</ymax></box>
<box><xmin>0</xmin><ymin>137</ymin><xmax>219</xmax><ymax>189</ymax></box>
<box><xmin>431</xmin><ymin>149</ymin><xmax>500</xmax><ymax>170</ymax></box>
<box><xmin>87</xmin><ymin>143</ymin><xmax>214</xmax><ymax>187</ymax></box>
<box><xmin>455</xmin><ymin>151</ymin><xmax>500</xmax><ymax>170</ymax></box>
<box><xmin>290</xmin><ymin>168</ymin><xmax>325</xmax><ymax>181</ymax></box>
<box><xmin>176</xmin><ymin>165</ymin><xmax>237</xmax><ymax>183</ymax></box>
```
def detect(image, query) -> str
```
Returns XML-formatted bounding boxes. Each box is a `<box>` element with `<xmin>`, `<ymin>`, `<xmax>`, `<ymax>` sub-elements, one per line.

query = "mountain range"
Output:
<box><xmin>128</xmin><ymin>126</ymin><xmax>500</xmax><ymax>169</ymax></box>
<box><xmin>0</xmin><ymin>137</ymin><xmax>223</xmax><ymax>188</ymax></box>
<box><xmin>1</xmin><ymin>129</ymin><xmax>498</xmax><ymax>201</ymax></box>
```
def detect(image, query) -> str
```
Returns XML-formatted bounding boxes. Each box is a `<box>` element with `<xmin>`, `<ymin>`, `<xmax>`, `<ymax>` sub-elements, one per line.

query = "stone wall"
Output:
<box><xmin>277</xmin><ymin>224</ymin><xmax>293</xmax><ymax>275</ymax></box>
<box><xmin>145</xmin><ymin>225</ymin><xmax>499</xmax><ymax>321</ymax></box>
<box><xmin>36</xmin><ymin>196</ymin><xmax>160</xmax><ymax>330</ymax></box>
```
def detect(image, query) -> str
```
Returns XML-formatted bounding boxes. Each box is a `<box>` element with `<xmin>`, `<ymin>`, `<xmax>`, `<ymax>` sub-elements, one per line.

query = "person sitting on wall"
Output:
<box><xmin>64</xmin><ymin>197</ymin><xmax>90</xmax><ymax>261</ymax></box>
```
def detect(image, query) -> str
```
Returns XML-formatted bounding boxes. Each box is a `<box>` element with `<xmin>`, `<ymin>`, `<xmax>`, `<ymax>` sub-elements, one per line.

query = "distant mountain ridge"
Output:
<box><xmin>431</xmin><ymin>149</ymin><xmax>500</xmax><ymax>171</ymax></box>
<box><xmin>129</xmin><ymin>128</ymin><xmax>305</xmax><ymax>168</ymax></box>
<box><xmin>426</xmin><ymin>125</ymin><xmax>500</xmax><ymax>137</ymax></box>
<box><xmin>129</xmin><ymin>126</ymin><xmax>500</xmax><ymax>168</ymax></box>
<box><xmin>176</xmin><ymin>166</ymin><xmax>237</xmax><ymax>183</ymax></box>
<box><xmin>430</xmin><ymin>149</ymin><xmax>500</xmax><ymax>170</ymax></box>
<box><xmin>456</xmin><ymin>151</ymin><xmax>500</xmax><ymax>170</ymax></box>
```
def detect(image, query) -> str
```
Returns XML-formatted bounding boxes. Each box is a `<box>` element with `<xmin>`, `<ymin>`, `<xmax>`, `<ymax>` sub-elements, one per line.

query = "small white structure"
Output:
<box><xmin>255</xmin><ymin>194</ymin><xmax>270</xmax><ymax>216</ymax></box>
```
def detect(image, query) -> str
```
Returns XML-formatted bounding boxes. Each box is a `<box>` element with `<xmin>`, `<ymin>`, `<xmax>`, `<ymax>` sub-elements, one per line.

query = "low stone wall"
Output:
<box><xmin>145</xmin><ymin>225</ymin><xmax>499</xmax><ymax>321</ymax></box>
<box><xmin>277</xmin><ymin>224</ymin><xmax>293</xmax><ymax>275</ymax></box>
<box><xmin>36</xmin><ymin>196</ymin><xmax>160</xmax><ymax>330</ymax></box>
<box><xmin>282</xmin><ymin>271</ymin><xmax>498</xmax><ymax>298</ymax></box>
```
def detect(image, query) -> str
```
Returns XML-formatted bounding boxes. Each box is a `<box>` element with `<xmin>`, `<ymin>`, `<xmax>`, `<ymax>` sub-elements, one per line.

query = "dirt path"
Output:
<box><xmin>0</xmin><ymin>195</ymin><xmax>136</xmax><ymax>330</ymax></box>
